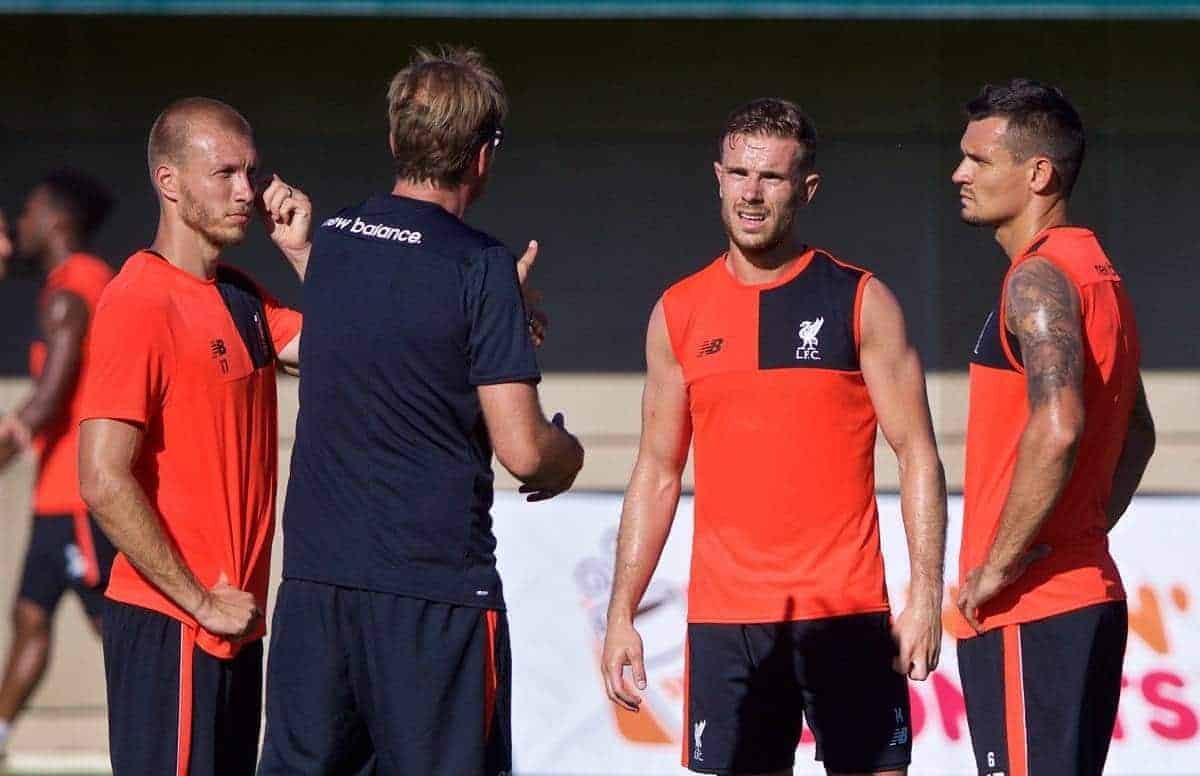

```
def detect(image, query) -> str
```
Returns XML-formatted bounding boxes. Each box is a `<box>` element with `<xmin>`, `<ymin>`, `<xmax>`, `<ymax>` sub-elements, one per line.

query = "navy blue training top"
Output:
<box><xmin>281</xmin><ymin>194</ymin><xmax>541</xmax><ymax>609</ymax></box>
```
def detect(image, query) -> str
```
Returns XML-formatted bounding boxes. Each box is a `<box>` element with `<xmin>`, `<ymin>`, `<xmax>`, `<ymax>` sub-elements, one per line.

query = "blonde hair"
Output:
<box><xmin>387</xmin><ymin>46</ymin><xmax>507</xmax><ymax>187</ymax></box>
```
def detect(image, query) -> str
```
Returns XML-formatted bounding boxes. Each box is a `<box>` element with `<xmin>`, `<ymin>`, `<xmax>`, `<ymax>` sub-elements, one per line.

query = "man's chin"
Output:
<box><xmin>959</xmin><ymin>210</ymin><xmax>989</xmax><ymax>227</ymax></box>
<box><xmin>207</xmin><ymin>227</ymin><xmax>248</xmax><ymax>248</ymax></box>
<box><xmin>731</xmin><ymin>230</ymin><xmax>787</xmax><ymax>256</ymax></box>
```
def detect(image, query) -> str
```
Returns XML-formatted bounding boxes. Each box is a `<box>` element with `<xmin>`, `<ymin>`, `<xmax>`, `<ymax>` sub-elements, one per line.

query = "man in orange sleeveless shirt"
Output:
<box><xmin>0</xmin><ymin>171</ymin><xmax>116</xmax><ymax>761</ymax></box>
<box><xmin>77</xmin><ymin>98</ymin><xmax>307</xmax><ymax>776</ymax></box>
<box><xmin>602</xmin><ymin>99</ymin><xmax>947</xmax><ymax>776</ymax></box>
<box><xmin>951</xmin><ymin>80</ymin><xmax>1156</xmax><ymax>776</ymax></box>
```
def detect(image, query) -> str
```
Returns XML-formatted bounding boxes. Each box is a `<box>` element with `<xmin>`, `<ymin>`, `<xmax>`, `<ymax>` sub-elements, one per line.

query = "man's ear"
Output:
<box><xmin>799</xmin><ymin>171</ymin><xmax>821</xmax><ymax>206</ymax></box>
<box><xmin>153</xmin><ymin>163</ymin><xmax>181</xmax><ymax>203</ymax></box>
<box><xmin>713</xmin><ymin>161</ymin><xmax>723</xmax><ymax>198</ymax></box>
<box><xmin>1029</xmin><ymin>156</ymin><xmax>1058</xmax><ymax>195</ymax></box>
<box><xmin>476</xmin><ymin>141</ymin><xmax>494</xmax><ymax>180</ymax></box>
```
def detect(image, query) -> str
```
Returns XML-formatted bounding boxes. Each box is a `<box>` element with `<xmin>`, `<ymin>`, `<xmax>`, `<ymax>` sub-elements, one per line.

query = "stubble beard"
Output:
<box><xmin>722</xmin><ymin>205</ymin><xmax>794</xmax><ymax>258</ymax></box>
<box><xmin>179</xmin><ymin>186</ymin><xmax>246</xmax><ymax>249</ymax></box>
<box><xmin>959</xmin><ymin>206</ymin><xmax>991</xmax><ymax>227</ymax></box>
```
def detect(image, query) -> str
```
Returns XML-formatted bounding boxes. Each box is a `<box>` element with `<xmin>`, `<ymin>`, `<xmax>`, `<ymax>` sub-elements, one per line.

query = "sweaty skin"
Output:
<box><xmin>952</xmin><ymin>113</ymin><xmax>1153</xmax><ymax>631</ymax></box>
<box><xmin>957</xmin><ymin>257</ymin><xmax>1085</xmax><ymax>632</ymax></box>
<box><xmin>603</xmin><ymin>133</ymin><xmax>945</xmax><ymax>776</ymax></box>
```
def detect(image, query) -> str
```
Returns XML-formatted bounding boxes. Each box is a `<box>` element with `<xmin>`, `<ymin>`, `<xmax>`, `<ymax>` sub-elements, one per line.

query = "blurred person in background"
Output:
<box><xmin>76</xmin><ymin>98</ymin><xmax>307</xmax><ymax>776</ymax></box>
<box><xmin>951</xmin><ymin>79</ymin><xmax>1156</xmax><ymax>776</ymax></box>
<box><xmin>0</xmin><ymin>208</ymin><xmax>13</xmax><ymax>276</ymax></box>
<box><xmin>602</xmin><ymin>98</ymin><xmax>947</xmax><ymax>776</ymax></box>
<box><xmin>258</xmin><ymin>46</ymin><xmax>580</xmax><ymax>776</ymax></box>
<box><xmin>0</xmin><ymin>171</ymin><xmax>115</xmax><ymax>763</ymax></box>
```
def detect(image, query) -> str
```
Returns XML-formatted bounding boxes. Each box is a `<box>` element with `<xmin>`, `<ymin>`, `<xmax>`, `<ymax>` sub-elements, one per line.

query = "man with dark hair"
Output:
<box><xmin>0</xmin><ymin>170</ymin><xmax>116</xmax><ymax>762</ymax></box>
<box><xmin>258</xmin><ymin>47</ymin><xmax>582</xmax><ymax>775</ymax></box>
<box><xmin>951</xmin><ymin>78</ymin><xmax>1155</xmax><ymax>776</ymax></box>
<box><xmin>76</xmin><ymin>97</ymin><xmax>308</xmax><ymax>776</ymax></box>
<box><xmin>601</xmin><ymin>97</ymin><xmax>947</xmax><ymax>776</ymax></box>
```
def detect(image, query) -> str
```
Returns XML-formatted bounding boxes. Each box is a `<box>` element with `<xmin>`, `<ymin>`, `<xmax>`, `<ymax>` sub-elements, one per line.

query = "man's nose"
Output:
<box><xmin>233</xmin><ymin>172</ymin><xmax>254</xmax><ymax>202</ymax></box>
<box><xmin>740</xmin><ymin>177</ymin><xmax>763</xmax><ymax>202</ymax></box>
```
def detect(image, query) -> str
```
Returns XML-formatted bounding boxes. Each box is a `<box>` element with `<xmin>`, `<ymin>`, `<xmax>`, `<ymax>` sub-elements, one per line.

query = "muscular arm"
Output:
<box><xmin>1106</xmin><ymin>374</ymin><xmax>1155</xmax><ymax>529</ymax></box>
<box><xmin>0</xmin><ymin>291</ymin><xmax>88</xmax><ymax>469</ymax></box>
<box><xmin>478</xmin><ymin>381</ymin><xmax>583</xmax><ymax>501</ymax></box>
<box><xmin>859</xmin><ymin>279</ymin><xmax>947</xmax><ymax>679</ymax></box>
<box><xmin>959</xmin><ymin>258</ymin><xmax>1085</xmax><ymax>630</ymax></box>
<box><xmin>987</xmin><ymin>258</ymin><xmax>1085</xmax><ymax>572</ymax></box>
<box><xmin>78</xmin><ymin>418</ymin><xmax>259</xmax><ymax>638</ymax></box>
<box><xmin>602</xmin><ymin>299</ymin><xmax>691</xmax><ymax>710</ymax></box>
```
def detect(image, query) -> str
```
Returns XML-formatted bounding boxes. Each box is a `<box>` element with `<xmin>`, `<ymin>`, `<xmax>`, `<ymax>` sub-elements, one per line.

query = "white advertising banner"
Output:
<box><xmin>492</xmin><ymin>493</ymin><xmax>1200</xmax><ymax>775</ymax></box>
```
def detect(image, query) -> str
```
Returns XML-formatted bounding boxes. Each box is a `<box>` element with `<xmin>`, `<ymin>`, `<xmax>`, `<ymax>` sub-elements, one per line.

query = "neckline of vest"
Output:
<box><xmin>1017</xmin><ymin>224</ymin><xmax>1093</xmax><ymax>259</ymax></box>
<box><xmin>715</xmin><ymin>247</ymin><xmax>817</xmax><ymax>290</ymax></box>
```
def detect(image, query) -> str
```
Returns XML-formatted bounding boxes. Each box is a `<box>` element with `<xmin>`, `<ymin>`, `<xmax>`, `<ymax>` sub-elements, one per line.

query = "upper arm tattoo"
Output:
<box><xmin>1004</xmin><ymin>258</ymin><xmax>1083</xmax><ymax>409</ymax></box>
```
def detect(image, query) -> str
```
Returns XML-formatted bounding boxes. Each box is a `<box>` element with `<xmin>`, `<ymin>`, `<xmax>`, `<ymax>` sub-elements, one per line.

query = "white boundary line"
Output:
<box><xmin>5</xmin><ymin>752</ymin><xmax>109</xmax><ymax>772</ymax></box>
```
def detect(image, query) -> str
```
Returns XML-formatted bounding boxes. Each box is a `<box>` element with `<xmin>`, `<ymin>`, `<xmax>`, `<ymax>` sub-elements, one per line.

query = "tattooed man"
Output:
<box><xmin>950</xmin><ymin>79</ymin><xmax>1156</xmax><ymax>776</ymax></box>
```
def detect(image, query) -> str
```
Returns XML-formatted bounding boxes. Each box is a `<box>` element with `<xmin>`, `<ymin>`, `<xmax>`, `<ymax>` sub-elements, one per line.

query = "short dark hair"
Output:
<box><xmin>40</xmin><ymin>169</ymin><xmax>115</xmax><ymax>241</ymax></box>
<box><xmin>720</xmin><ymin>98</ymin><xmax>818</xmax><ymax>168</ymax></box>
<box><xmin>965</xmin><ymin>78</ymin><xmax>1086</xmax><ymax>195</ymax></box>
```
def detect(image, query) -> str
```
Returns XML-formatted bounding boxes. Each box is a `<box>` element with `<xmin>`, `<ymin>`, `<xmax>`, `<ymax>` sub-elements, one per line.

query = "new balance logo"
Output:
<box><xmin>323</xmin><ymin>215</ymin><xmax>423</xmax><ymax>244</ymax></box>
<box><xmin>795</xmin><ymin>317</ymin><xmax>824</xmax><ymax>361</ymax></box>
<box><xmin>692</xmin><ymin>719</ymin><xmax>707</xmax><ymax>762</ymax></box>
<box><xmin>64</xmin><ymin>545</ymin><xmax>87</xmax><ymax>581</ymax></box>
<box><xmin>697</xmin><ymin>338</ymin><xmax>724</xmax><ymax>357</ymax></box>
<box><xmin>210</xmin><ymin>338</ymin><xmax>230</xmax><ymax>375</ymax></box>
<box><xmin>889</xmin><ymin>706</ymin><xmax>910</xmax><ymax>746</ymax></box>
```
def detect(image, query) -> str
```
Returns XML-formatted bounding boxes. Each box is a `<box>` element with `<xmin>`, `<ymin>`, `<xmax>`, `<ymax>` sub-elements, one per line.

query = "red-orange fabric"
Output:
<box><xmin>1002</xmin><ymin>625</ymin><xmax>1028</xmax><ymax>776</ymax></box>
<box><xmin>662</xmin><ymin>251</ymin><xmax>887</xmax><ymax>624</ymax></box>
<box><xmin>176</xmin><ymin>624</ymin><xmax>196</xmax><ymax>776</ymax></box>
<box><xmin>79</xmin><ymin>251</ymin><xmax>301</xmax><ymax>658</ymax></box>
<box><xmin>953</xmin><ymin>227</ymin><xmax>1138</xmax><ymax>638</ymax></box>
<box><xmin>29</xmin><ymin>252</ymin><xmax>113</xmax><ymax>515</ymax></box>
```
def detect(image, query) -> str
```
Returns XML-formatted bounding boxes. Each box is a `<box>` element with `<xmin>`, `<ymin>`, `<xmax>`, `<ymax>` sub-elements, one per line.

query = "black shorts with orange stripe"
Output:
<box><xmin>958</xmin><ymin>601</ymin><xmax>1127</xmax><ymax>776</ymax></box>
<box><xmin>101</xmin><ymin>599</ymin><xmax>262</xmax><ymax>776</ymax></box>
<box><xmin>258</xmin><ymin>579</ymin><xmax>511</xmax><ymax>776</ymax></box>
<box><xmin>684</xmin><ymin>613</ymin><xmax>912</xmax><ymax>774</ymax></box>
<box><xmin>18</xmin><ymin>512</ymin><xmax>115</xmax><ymax>619</ymax></box>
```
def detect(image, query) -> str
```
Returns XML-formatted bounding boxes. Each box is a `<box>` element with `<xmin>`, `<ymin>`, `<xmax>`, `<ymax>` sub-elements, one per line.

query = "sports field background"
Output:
<box><xmin>1</xmin><ymin>7</ymin><xmax>1197</xmax><ymax>775</ymax></box>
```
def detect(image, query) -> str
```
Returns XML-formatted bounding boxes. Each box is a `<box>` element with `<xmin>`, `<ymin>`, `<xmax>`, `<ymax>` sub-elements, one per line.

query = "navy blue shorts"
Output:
<box><xmin>259</xmin><ymin>579</ymin><xmax>511</xmax><ymax>776</ymax></box>
<box><xmin>684</xmin><ymin>612</ymin><xmax>912</xmax><ymax>774</ymax></box>
<box><xmin>958</xmin><ymin>601</ymin><xmax>1127</xmax><ymax>776</ymax></box>
<box><xmin>18</xmin><ymin>512</ymin><xmax>115</xmax><ymax>619</ymax></box>
<box><xmin>101</xmin><ymin>600</ymin><xmax>263</xmax><ymax>776</ymax></box>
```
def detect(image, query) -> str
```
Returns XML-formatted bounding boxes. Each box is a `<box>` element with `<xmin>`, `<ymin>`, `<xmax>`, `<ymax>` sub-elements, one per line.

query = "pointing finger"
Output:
<box><xmin>516</xmin><ymin>240</ymin><xmax>538</xmax><ymax>286</ymax></box>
